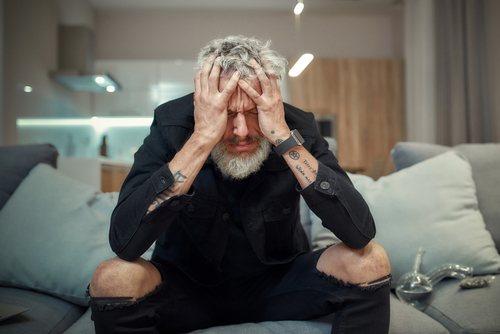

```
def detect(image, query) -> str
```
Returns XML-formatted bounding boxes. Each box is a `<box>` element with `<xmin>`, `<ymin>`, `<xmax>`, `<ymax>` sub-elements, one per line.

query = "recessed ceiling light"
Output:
<box><xmin>294</xmin><ymin>1</ymin><xmax>304</xmax><ymax>15</ymax></box>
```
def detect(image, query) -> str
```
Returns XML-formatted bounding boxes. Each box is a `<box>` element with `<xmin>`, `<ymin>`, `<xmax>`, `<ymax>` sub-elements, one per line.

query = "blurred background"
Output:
<box><xmin>1</xmin><ymin>0</ymin><xmax>499</xmax><ymax>179</ymax></box>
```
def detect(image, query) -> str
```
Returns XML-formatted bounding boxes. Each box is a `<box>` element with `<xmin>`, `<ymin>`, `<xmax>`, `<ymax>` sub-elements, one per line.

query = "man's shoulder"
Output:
<box><xmin>154</xmin><ymin>93</ymin><xmax>195</xmax><ymax>128</ymax></box>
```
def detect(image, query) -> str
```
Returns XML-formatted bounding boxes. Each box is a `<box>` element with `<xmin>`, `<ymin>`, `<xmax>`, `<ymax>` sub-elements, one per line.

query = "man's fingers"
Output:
<box><xmin>262</xmin><ymin>58</ymin><xmax>273</xmax><ymax>71</ymax></box>
<box><xmin>200</xmin><ymin>55</ymin><xmax>216</xmax><ymax>89</ymax></box>
<box><xmin>209</xmin><ymin>57</ymin><xmax>222</xmax><ymax>91</ymax></box>
<box><xmin>194</xmin><ymin>69</ymin><xmax>202</xmax><ymax>94</ymax></box>
<box><xmin>262</xmin><ymin>59</ymin><xmax>280</xmax><ymax>92</ymax></box>
<box><xmin>238</xmin><ymin>79</ymin><xmax>262</xmax><ymax>102</ymax></box>
<box><xmin>250</xmin><ymin>58</ymin><xmax>272</xmax><ymax>92</ymax></box>
<box><xmin>221</xmin><ymin>71</ymin><xmax>240</xmax><ymax>99</ymax></box>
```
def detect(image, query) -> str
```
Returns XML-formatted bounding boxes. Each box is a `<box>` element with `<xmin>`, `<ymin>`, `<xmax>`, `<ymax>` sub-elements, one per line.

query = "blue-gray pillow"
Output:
<box><xmin>0</xmin><ymin>163</ymin><xmax>153</xmax><ymax>306</ymax></box>
<box><xmin>391</xmin><ymin>142</ymin><xmax>500</xmax><ymax>252</ymax></box>
<box><xmin>310</xmin><ymin>151</ymin><xmax>500</xmax><ymax>286</ymax></box>
<box><xmin>0</xmin><ymin>143</ymin><xmax>58</xmax><ymax>210</ymax></box>
<box><xmin>390</xmin><ymin>142</ymin><xmax>449</xmax><ymax>171</ymax></box>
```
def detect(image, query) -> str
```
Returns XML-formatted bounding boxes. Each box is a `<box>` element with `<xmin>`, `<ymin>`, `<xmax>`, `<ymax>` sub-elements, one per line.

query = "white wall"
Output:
<box><xmin>57</xmin><ymin>0</ymin><xmax>94</xmax><ymax>29</ymax></box>
<box><xmin>2</xmin><ymin>0</ymin><xmax>94</xmax><ymax>146</ymax></box>
<box><xmin>94</xmin><ymin>10</ymin><xmax>404</xmax><ymax>60</ymax></box>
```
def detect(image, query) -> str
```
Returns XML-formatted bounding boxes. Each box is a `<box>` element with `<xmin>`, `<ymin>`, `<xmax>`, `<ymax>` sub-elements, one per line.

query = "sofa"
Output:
<box><xmin>0</xmin><ymin>142</ymin><xmax>499</xmax><ymax>334</ymax></box>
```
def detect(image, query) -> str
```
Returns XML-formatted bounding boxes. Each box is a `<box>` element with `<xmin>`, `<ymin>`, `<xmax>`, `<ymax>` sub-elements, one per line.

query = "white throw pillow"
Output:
<box><xmin>310</xmin><ymin>151</ymin><xmax>500</xmax><ymax>284</ymax></box>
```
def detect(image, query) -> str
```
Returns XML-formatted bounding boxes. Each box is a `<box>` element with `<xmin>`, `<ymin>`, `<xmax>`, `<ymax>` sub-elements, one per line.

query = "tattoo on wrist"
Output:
<box><xmin>276</xmin><ymin>138</ymin><xmax>284</xmax><ymax>145</ymax></box>
<box><xmin>271</xmin><ymin>130</ymin><xmax>275</xmax><ymax>134</ymax></box>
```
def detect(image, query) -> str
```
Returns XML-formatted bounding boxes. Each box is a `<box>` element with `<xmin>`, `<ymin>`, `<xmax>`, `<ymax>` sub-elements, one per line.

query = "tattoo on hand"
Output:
<box><xmin>289</xmin><ymin>150</ymin><xmax>300</xmax><ymax>160</ymax></box>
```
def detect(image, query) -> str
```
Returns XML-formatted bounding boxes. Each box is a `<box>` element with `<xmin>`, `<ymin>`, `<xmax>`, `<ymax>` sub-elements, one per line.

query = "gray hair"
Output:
<box><xmin>196</xmin><ymin>35</ymin><xmax>288</xmax><ymax>86</ymax></box>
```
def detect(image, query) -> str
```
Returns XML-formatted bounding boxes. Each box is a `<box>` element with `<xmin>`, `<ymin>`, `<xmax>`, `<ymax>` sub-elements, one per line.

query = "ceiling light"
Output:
<box><xmin>288</xmin><ymin>53</ymin><xmax>314</xmax><ymax>77</ymax></box>
<box><xmin>23</xmin><ymin>86</ymin><xmax>33</xmax><ymax>93</ymax></box>
<box><xmin>294</xmin><ymin>1</ymin><xmax>304</xmax><ymax>15</ymax></box>
<box><xmin>95</xmin><ymin>76</ymin><xmax>105</xmax><ymax>84</ymax></box>
<box><xmin>106</xmin><ymin>86</ymin><xmax>116</xmax><ymax>93</ymax></box>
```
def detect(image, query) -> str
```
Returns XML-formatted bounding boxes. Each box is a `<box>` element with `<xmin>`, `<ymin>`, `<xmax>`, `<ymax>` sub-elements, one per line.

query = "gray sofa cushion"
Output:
<box><xmin>391</xmin><ymin>142</ymin><xmax>500</xmax><ymax>252</ymax></box>
<box><xmin>62</xmin><ymin>308</ymin><xmax>95</xmax><ymax>334</ymax></box>
<box><xmin>0</xmin><ymin>143</ymin><xmax>58</xmax><ymax>211</ymax></box>
<box><xmin>0</xmin><ymin>287</ymin><xmax>86</xmax><ymax>334</ymax></box>
<box><xmin>424</xmin><ymin>277</ymin><xmax>500</xmax><ymax>334</ymax></box>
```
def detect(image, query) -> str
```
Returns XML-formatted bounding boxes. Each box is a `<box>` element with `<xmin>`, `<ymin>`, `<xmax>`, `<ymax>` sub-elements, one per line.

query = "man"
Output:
<box><xmin>89</xmin><ymin>35</ymin><xmax>392</xmax><ymax>334</ymax></box>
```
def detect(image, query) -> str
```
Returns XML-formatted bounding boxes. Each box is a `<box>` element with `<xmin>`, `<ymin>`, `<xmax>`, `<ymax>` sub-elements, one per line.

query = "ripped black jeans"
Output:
<box><xmin>89</xmin><ymin>249</ymin><xmax>392</xmax><ymax>334</ymax></box>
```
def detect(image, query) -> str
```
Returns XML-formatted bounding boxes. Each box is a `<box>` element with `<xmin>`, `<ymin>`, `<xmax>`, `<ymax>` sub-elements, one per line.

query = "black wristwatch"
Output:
<box><xmin>273</xmin><ymin>129</ymin><xmax>305</xmax><ymax>156</ymax></box>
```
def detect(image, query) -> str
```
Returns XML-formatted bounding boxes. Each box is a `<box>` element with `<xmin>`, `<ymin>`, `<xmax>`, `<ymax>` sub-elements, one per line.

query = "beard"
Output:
<box><xmin>211</xmin><ymin>136</ymin><xmax>272</xmax><ymax>180</ymax></box>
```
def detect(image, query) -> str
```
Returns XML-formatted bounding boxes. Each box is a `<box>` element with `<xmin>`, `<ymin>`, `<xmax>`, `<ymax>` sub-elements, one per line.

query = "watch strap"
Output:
<box><xmin>273</xmin><ymin>130</ymin><xmax>304</xmax><ymax>156</ymax></box>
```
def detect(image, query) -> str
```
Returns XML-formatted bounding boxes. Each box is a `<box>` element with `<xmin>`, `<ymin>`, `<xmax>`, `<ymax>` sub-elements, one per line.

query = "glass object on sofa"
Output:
<box><xmin>395</xmin><ymin>248</ymin><xmax>473</xmax><ymax>311</ymax></box>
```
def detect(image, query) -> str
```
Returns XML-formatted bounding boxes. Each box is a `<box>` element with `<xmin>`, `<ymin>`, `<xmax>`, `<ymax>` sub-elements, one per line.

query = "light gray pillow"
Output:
<box><xmin>0</xmin><ymin>163</ymin><xmax>153</xmax><ymax>305</ymax></box>
<box><xmin>391</xmin><ymin>142</ymin><xmax>500</xmax><ymax>252</ymax></box>
<box><xmin>310</xmin><ymin>151</ymin><xmax>500</xmax><ymax>285</ymax></box>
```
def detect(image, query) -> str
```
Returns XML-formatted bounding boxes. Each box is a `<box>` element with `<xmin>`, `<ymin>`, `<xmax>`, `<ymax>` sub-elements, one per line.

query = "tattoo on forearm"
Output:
<box><xmin>146</xmin><ymin>170</ymin><xmax>188</xmax><ymax>215</ymax></box>
<box><xmin>173</xmin><ymin>171</ymin><xmax>187</xmax><ymax>184</ymax></box>
<box><xmin>303</xmin><ymin>159</ymin><xmax>318</xmax><ymax>176</ymax></box>
<box><xmin>295</xmin><ymin>165</ymin><xmax>313</xmax><ymax>184</ymax></box>
<box><xmin>289</xmin><ymin>150</ymin><xmax>300</xmax><ymax>160</ymax></box>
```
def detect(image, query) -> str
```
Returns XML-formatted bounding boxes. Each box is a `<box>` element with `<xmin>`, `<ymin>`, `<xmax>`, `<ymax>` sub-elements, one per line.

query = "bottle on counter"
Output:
<box><xmin>100</xmin><ymin>135</ymin><xmax>108</xmax><ymax>157</ymax></box>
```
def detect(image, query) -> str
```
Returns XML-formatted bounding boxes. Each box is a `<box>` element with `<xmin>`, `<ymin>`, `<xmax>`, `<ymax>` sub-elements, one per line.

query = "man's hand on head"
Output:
<box><xmin>237</xmin><ymin>58</ymin><xmax>290</xmax><ymax>146</ymax></box>
<box><xmin>193</xmin><ymin>55</ymin><xmax>240</xmax><ymax>148</ymax></box>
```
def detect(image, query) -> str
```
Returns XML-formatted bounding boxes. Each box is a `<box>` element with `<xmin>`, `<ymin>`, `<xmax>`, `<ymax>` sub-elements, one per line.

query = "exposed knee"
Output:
<box><xmin>316</xmin><ymin>241</ymin><xmax>391</xmax><ymax>286</ymax></box>
<box><xmin>89</xmin><ymin>256</ymin><xmax>162</xmax><ymax>300</ymax></box>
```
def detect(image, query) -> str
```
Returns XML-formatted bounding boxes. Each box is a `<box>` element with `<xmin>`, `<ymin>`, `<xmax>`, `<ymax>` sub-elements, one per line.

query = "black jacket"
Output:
<box><xmin>109</xmin><ymin>93</ymin><xmax>375</xmax><ymax>286</ymax></box>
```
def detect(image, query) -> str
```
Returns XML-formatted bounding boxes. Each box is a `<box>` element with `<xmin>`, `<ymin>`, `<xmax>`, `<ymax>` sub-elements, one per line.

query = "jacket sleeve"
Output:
<box><xmin>299</xmin><ymin>132</ymin><xmax>375</xmax><ymax>249</ymax></box>
<box><xmin>108</xmin><ymin>113</ymin><xmax>193</xmax><ymax>261</ymax></box>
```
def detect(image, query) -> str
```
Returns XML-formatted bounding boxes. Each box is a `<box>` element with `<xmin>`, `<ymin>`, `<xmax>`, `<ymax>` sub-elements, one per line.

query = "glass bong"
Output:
<box><xmin>395</xmin><ymin>248</ymin><xmax>473</xmax><ymax>311</ymax></box>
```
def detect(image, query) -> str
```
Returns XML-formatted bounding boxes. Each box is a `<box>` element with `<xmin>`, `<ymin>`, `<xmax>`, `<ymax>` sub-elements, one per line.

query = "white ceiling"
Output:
<box><xmin>87</xmin><ymin>0</ymin><xmax>401</xmax><ymax>14</ymax></box>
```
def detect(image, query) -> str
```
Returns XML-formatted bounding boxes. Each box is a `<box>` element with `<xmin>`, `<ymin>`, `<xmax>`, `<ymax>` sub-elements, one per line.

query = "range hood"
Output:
<box><xmin>51</xmin><ymin>26</ymin><xmax>121</xmax><ymax>92</ymax></box>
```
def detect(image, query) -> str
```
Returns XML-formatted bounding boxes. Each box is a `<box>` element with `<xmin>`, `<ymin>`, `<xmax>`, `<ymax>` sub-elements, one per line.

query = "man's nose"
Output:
<box><xmin>232</xmin><ymin>112</ymin><xmax>249</xmax><ymax>139</ymax></box>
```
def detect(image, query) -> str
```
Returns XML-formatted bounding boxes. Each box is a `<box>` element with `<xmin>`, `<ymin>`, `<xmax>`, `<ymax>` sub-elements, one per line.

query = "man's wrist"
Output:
<box><xmin>273</xmin><ymin>129</ymin><xmax>305</xmax><ymax>156</ymax></box>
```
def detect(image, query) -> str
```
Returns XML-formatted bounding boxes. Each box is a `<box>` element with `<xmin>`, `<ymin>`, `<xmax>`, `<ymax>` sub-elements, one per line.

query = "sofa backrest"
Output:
<box><xmin>0</xmin><ymin>143</ymin><xmax>59</xmax><ymax>211</ymax></box>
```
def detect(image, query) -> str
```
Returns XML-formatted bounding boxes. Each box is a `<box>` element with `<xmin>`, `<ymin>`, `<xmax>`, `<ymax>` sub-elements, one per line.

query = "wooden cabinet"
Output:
<box><xmin>100</xmin><ymin>163</ymin><xmax>131</xmax><ymax>193</ymax></box>
<box><xmin>289</xmin><ymin>58</ymin><xmax>405</xmax><ymax>178</ymax></box>
<box><xmin>58</xmin><ymin>158</ymin><xmax>132</xmax><ymax>192</ymax></box>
